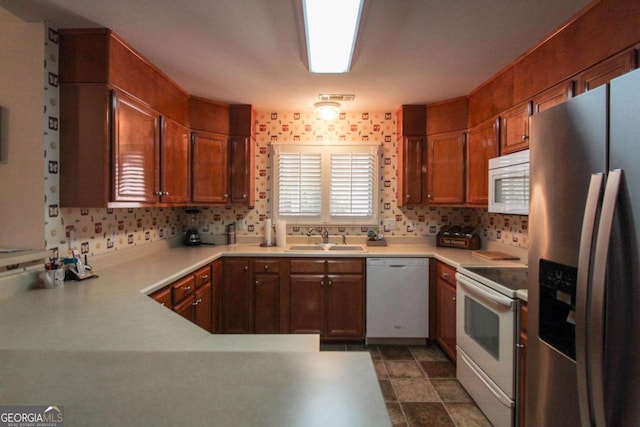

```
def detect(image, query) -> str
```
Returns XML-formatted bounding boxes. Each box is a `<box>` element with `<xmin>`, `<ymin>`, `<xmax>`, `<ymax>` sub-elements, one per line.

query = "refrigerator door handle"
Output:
<box><xmin>590</xmin><ymin>169</ymin><xmax>623</xmax><ymax>427</ymax></box>
<box><xmin>576</xmin><ymin>173</ymin><xmax>604</xmax><ymax>427</ymax></box>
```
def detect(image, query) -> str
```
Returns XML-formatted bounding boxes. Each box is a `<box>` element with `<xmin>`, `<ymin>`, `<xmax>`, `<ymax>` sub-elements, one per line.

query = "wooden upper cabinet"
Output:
<box><xmin>111</xmin><ymin>90</ymin><xmax>160</xmax><ymax>203</ymax></box>
<box><xmin>575</xmin><ymin>48</ymin><xmax>636</xmax><ymax>95</ymax></box>
<box><xmin>500</xmin><ymin>101</ymin><xmax>532</xmax><ymax>155</ymax></box>
<box><xmin>160</xmin><ymin>117</ymin><xmax>190</xmax><ymax>204</ymax></box>
<box><xmin>191</xmin><ymin>131</ymin><xmax>228</xmax><ymax>204</ymax></box>
<box><xmin>427</xmin><ymin>131</ymin><xmax>466</xmax><ymax>205</ymax></box>
<box><xmin>426</xmin><ymin>97</ymin><xmax>468</xmax><ymax>135</ymax></box>
<box><xmin>397</xmin><ymin>105</ymin><xmax>427</xmax><ymax>137</ymax></box>
<box><xmin>228</xmin><ymin>105</ymin><xmax>256</xmax><ymax>208</ymax></box>
<box><xmin>532</xmin><ymin>80</ymin><xmax>573</xmax><ymax>114</ymax></box>
<box><xmin>59</xmin><ymin>29</ymin><xmax>189</xmax><ymax>124</ymax></box>
<box><xmin>189</xmin><ymin>96</ymin><xmax>230</xmax><ymax>135</ymax></box>
<box><xmin>397</xmin><ymin>137</ymin><xmax>427</xmax><ymax>206</ymax></box>
<box><xmin>228</xmin><ymin>136</ymin><xmax>255</xmax><ymax>207</ymax></box>
<box><xmin>467</xmin><ymin>117</ymin><xmax>499</xmax><ymax>207</ymax></box>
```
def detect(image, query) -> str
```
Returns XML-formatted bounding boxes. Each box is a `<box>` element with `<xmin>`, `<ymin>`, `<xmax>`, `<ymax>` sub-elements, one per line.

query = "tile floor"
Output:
<box><xmin>320</xmin><ymin>342</ymin><xmax>492</xmax><ymax>427</ymax></box>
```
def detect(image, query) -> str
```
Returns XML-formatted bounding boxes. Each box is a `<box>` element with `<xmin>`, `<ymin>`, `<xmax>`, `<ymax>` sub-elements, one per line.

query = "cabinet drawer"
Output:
<box><xmin>290</xmin><ymin>259</ymin><xmax>326</xmax><ymax>274</ymax></box>
<box><xmin>327</xmin><ymin>258</ymin><xmax>364</xmax><ymax>274</ymax></box>
<box><xmin>149</xmin><ymin>286</ymin><xmax>172</xmax><ymax>308</ymax></box>
<box><xmin>194</xmin><ymin>265</ymin><xmax>211</xmax><ymax>288</ymax></box>
<box><xmin>437</xmin><ymin>261</ymin><xmax>456</xmax><ymax>286</ymax></box>
<box><xmin>254</xmin><ymin>259</ymin><xmax>280</xmax><ymax>273</ymax></box>
<box><xmin>172</xmin><ymin>275</ymin><xmax>195</xmax><ymax>304</ymax></box>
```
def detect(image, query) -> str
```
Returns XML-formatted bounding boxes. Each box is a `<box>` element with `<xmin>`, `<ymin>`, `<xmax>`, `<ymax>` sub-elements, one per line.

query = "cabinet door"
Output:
<box><xmin>500</xmin><ymin>101</ymin><xmax>532</xmax><ymax>154</ymax></box>
<box><xmin>173</xmin><ymin>296</ymin><xmax>195</xmax><ymax>323</ymax></box>
<box><xmin>427</xmin><ymin>131</ymin><xmax>466</xmax><ymax>205</ymax></box>
<box><xmin>436</xmin><ymin>279</ymin><xmax>457</xmax><ymax>361</ymax></box>
<box><xmin>228</xmin><ymin>136</ymin><xmax>255</xmax><ymax>207</ymax></box>
<box><xmin>575</xmin><ymin>49</ymin><xmax>636</xmax><ymax>94</ymax></box>
<box><xmin>289</xmin><ymin>274</ymin><xmax>325</xmax><ymax>335</ymax></box>
<box><xmin>191</xmin><ymin>131</ymin><xmax>228</xmax><ymax>204</ymax></box>
<box><xmin>211</xmin><ymin>260</ymin><xmax>222</xmax><ymax>334</ymax></box>
<box><xmin>194</xmin><ymin>281</ymin><xmax>212</xmax><ymax>333</ymax></box>
<box><xmin>325</xmin><ymin>274</ymin><xmax>365</xmax><ymax>339</ymax></box>
<box><xmin>532</xmin><ymin>80</ymin><xmax>572</xmax><ymax>114</ymax></box>
<box><xmin>466</xmin><ymin>118</ymin><xmax>499</xmax><ymax>206</ymax></box>
<box><xmin>397</xmin><ymin>137</ymin><xmax>426</xmax><ymax>206</ymax></box>
<box><xmin>221</xmin><ymin>258</ymin><xmax>251</xmax><ymax>334</ymax></box>
<box><xmin>254</xmin><ymin>273</ymin><xmax>280</xmax><ymax>334</ymax></box>
<box><xmin>112</xmin><ymin>91</ymin><xmax>160</xmax><ymax>203</ymax></box>
<box><xmin>160</xmin><ymin>117</ymin><xmax>190</xmax><ymax>203</ymax></box>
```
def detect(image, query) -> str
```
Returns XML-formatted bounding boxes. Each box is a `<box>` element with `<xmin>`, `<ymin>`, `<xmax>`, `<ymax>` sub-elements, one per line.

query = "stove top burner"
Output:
<box><xmin>463</xmin><ymin>266</ymin><xmax>528</xmax><ymax>292</ymax></box>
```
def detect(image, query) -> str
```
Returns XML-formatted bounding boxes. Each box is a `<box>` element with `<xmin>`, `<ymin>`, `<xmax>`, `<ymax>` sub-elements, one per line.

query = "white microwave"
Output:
<box><xmin>488</xmin><ymin>149</ymin><xmax>529</xmax><ymax>215</ymax></box>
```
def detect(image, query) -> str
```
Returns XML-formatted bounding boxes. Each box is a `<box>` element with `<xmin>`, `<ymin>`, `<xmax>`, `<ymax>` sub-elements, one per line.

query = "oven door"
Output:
<box><xmin>456</xmin><ymin>272</ymin><xmax>517</xmax><ymax>398</ymax></box>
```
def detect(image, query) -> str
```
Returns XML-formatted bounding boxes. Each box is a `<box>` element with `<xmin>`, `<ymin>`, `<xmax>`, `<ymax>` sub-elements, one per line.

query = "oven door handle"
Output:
<box><xmin>456</xmin><ymin>273</ymin><xmax>514</xmax><ymax>310</ymax></box>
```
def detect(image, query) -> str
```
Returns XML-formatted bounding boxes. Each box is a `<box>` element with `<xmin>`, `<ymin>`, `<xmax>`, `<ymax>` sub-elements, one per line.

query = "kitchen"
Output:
<box><xmin>1</xmin><ymin>0</ymin><xmax>639</xmax><ymax>426</ymax></box>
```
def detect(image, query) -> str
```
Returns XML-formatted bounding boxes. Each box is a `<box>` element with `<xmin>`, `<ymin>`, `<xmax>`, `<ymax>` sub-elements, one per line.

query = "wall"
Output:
<box><xmin>0</xmin><ymin>22</ymin><xmax>45</xmax><ymax>249</ymax></box>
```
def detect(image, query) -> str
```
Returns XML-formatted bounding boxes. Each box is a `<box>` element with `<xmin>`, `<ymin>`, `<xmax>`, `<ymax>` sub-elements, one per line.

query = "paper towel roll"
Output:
<box><xmin>264</xmin><ymin>218</ymin><xmax>272</xmax><ymax>245</ymax></box>
<box><xmin>276</xmin><ymin>220</ymin><xmax>287</xmax><ymax>247</ymax></box>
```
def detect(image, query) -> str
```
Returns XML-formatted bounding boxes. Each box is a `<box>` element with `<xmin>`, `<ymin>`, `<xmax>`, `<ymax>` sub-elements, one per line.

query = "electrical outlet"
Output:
<box><xmin>384</xmin><ymin>218</ymin><xmax>396</xmax><ymax>231</ymax></box>
<box><xmin>236</xmin><ymin>219</ymin><xmax>246</xmax><ymax>231</ymax></box>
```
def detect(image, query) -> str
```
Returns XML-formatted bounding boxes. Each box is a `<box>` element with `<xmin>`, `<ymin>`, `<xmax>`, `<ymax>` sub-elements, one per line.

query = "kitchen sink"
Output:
<box><xmin>285</xmin><ymin>244</ymin><xmax>367</xmax><ymax>252</ymax></box>
<box><xmin>327</xmin><ymin>245</ymin><xmax>367</xmax><ymax>252</ymax></box>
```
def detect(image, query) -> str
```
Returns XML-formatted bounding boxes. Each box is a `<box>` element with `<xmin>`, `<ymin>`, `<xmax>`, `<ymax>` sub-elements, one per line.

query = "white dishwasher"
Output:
<box><xmin>366</xmin><ymin>258</ymin><xmax>429</xmax><ymax>341</ymax></box>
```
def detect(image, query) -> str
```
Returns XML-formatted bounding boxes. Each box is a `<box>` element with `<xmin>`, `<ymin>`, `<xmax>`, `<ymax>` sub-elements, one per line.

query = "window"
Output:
<box><xmin>272</xmin><ymin>143</ymin><xmax>379</xmax><ymax>225</ymax></box>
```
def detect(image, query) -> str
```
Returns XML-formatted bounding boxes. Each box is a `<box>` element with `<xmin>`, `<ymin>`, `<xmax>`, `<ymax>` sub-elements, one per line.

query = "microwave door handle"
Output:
<box><xmin>589</xmin><ymin>169</ymin><xmax>622</xmax><ymax>427</ymax></box>
<box><xmin>575</xmin><ymin>173</ymin><xmax>604</xmax><ymax>427</ymax></box>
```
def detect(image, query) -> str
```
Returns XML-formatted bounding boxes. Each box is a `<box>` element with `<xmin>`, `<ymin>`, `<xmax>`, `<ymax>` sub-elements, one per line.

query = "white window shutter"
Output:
<box><xmin>330</xmin><ymin>152</ymin><xmax>374</xmax><ymax>217</ymax></box>
<box><xmin>277</xmin><ymin>152</ymin><xmax>322</xmax><ymax>216</ymax></box>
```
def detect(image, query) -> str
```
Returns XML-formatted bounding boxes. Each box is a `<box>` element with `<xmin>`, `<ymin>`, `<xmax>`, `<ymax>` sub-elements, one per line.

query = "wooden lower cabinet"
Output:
<box><xmin>221</xmin><ymin>257</ymin><xmax>283</xmax><ymax>334</ymax></box>
<box><xmin>221</xmin><ymin>258</ymin><xmax>252</xmax><ymax>334</ymax></box>
<box><xmin>211</xmin><ymin>259</ymin><xmax>222</xmax><ymax>334</ymax></box>
<box><xmin>435</xmin><ymin>261</ymin><xmax>457</xmax><ymax>361</ymax></box>
<box><xmin>288</xmin><ymin>258</ymin><xmax>365</xmax><ymax>341</ymax></box>
<box><xmin>150</xmin><ymin>263</ymin><xmax>214</xmax><ymax>333</ymax></box>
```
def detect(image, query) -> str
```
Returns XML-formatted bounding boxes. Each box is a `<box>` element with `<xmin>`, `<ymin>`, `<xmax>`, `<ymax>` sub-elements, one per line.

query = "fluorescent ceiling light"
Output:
<box><xmin>302</xmin><ymin>0</ymin><xmax>363</xmax><ymax>73</ymax></box>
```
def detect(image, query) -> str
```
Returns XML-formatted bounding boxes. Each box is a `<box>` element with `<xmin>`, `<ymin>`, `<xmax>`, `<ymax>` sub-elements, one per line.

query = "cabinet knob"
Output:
<box><xmin>224</xmin><ymin>194</ymin><xmax>229</xmax><ymax>199</ymax></box>
<box><xmin>243</xmin><ymin>266</ymin><xmax>249</xmax><ymax>272</ymax></box>
<box><xmin>255</xmin><ymin>280</ymin><xmax>260</xmax><ymax>286</ymax></box>
<box><xmin>243</xmin><ymin>193</ymin><xmax>247</xmax><ymax>198</ymax></box>
<box><xmin>183</xmin><ymin>286</ymin><xmax>191</xmax><ymax>291</ymax></box>
<box><xmin>163</xmin><ymin>191</ymin><xmax>170</xmax><ymax>196</ymax></box>
<box><xmin>442</xmin><ymin>272</ymin><xmax>449</xmax><ymax>279</ymax></box>
<box><xmin>201</xmin><ymin>274</ymin><xmax>209</xmax><ymax>280</ymax></box>
<box><xmin>521</xmin><ymin>135</ymin><xmax>529</xmax><ymax>141</ymax></box>
<box><xmin>320</xmin><ymin>280</ymin><xmax>325</xmax><ymax>286</ymax></box>
<box><xmin>328</xmin><ymin>280</ymin><xmax>333</xmax><ymax>286</ymax></box>
<box><xmin>264</xmin><ymin>265</ymin><xmax>269</xmax><ymax>271</ymax></box>
<box><xmin>452</xmin><ymin>297</ymin><xmax>456</xmax><ymax>301</ymax></box>
<box><xmin>406</xmin><ymin>194</ymin><xmax>411</xmax><ymax>199</ymax></box>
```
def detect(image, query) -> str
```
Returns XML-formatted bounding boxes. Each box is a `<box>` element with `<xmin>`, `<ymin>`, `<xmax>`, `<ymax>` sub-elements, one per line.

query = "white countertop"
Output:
<box><xmin>0</xmin><ymin>240</ymin><xmax>526</xmax><ymax>426</ymax></box>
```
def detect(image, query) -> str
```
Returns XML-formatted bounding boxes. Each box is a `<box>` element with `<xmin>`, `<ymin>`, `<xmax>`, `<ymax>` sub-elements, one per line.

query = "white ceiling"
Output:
<box><xmin>1</xmin><ymin>0</ymin><xmax>593</xmax><ymax>113</ymax></box>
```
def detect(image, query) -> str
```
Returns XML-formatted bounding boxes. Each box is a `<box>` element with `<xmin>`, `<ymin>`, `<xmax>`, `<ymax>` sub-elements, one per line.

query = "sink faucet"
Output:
<box><xmin>307</xmin><ymin>227</ymin><xmax>330</xmax><ymax>244</ymax></box>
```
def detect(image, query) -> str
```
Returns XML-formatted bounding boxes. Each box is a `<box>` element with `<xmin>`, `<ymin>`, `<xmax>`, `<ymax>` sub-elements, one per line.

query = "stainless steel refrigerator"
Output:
<box><xmin>527</xmin><ymin>68</ymin><xmax>640</xmax><ymax>426</ymax></box>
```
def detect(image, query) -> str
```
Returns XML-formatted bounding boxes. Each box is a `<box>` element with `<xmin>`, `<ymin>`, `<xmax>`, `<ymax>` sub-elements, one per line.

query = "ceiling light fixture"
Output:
<box><xmin>302</xmin><ymin>0</ymin><xmax>363</xmax><ymax>73</ymax></box>
<box><xmin>314</xmin><ymin>101</ymin><xmax>341</xmax><ymax>120</ymax></box>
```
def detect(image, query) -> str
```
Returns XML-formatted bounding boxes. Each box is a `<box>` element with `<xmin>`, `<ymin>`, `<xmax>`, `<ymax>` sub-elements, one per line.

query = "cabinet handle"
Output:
<box><xmin>428</xmin><ymin>194</ymin><xmax>432</xmax><ymax>199</ymax></box>
<box><xmin>406</xmin><ymin>194</ymin><xmax>411</xmax><ymax>199</ymax></box>
<box><xmin>163</xmin><ymin>191</ymin><xmax>170</xmax><ymax>196</ymax></box>
<box><xmin>264</xmin><ymin>265</ymin><xmax>269</xmax><ymax>271</ymax></box>
<box><xmin>183</xmin><ymin>286</ymin><xmax>191</xmax><ymax>291</ymax></box>
<box><xmin>321</xmin><ymin>280</ymin><xmax>325</xmax><ymax>286</ymax></box>
<box><xmin>243</xmin><ymin>266</ymin><xmax>249</xmax><ymax>272</ymax></box>
<box><xmin>516</xmin><ymin>343</ymin><xmax>526</xmax><ymax>349</ymax></box>
<box><xmin>328</xmin><ymin>280</ymin><xmax>333</xmax><ymax>286</ymax></box>
<box><xmin>200</xmin><ymin>274</ymin><xmax>209</xmax><ymax>280</ymax></box>
<box><xmin>160</xmin><ymin>302</ymin><xmax>165</xmax><ymax>307</ymax></box>
<box><xmin>224</xmin><ymin>194</ymin><xmax>229</xmax><ymax>199</ymax></box>
<box><xmin>255</xmin><ymin>280</ymin><xmax>260</xmax><ymax>286</ymax></box>
<box><xmin>521</xmin><ymin>135</ymin><xmax>529</xmax><ymax>141</ymax></box>
<box><xmin>243</xmin><ymin>193</ymin><xmax>247</xmax><ymax>198</ymax></box>
<box><xmin>452</xmin><ymin>297</ymin><xmax>456</xmax><ymax>301</ymax></box>
<box><xmin>442</xmin><ymin>272</ymin><xmax>449</xmax><ymax>279</ymax></box>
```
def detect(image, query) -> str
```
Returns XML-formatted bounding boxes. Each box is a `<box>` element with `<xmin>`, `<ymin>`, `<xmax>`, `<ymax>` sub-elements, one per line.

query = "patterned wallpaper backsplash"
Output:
<box><xmin>42</xmin><ymin>27</ymin><xmax>527</xmax><ymax>259</ymax></box>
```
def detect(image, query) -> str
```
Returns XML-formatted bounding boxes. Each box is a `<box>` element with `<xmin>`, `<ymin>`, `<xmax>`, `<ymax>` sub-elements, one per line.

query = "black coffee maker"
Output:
<box><xmin>184</xmin><ymin>209</ymin><xmax>201</xmax><ymax>246</ymax></box>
